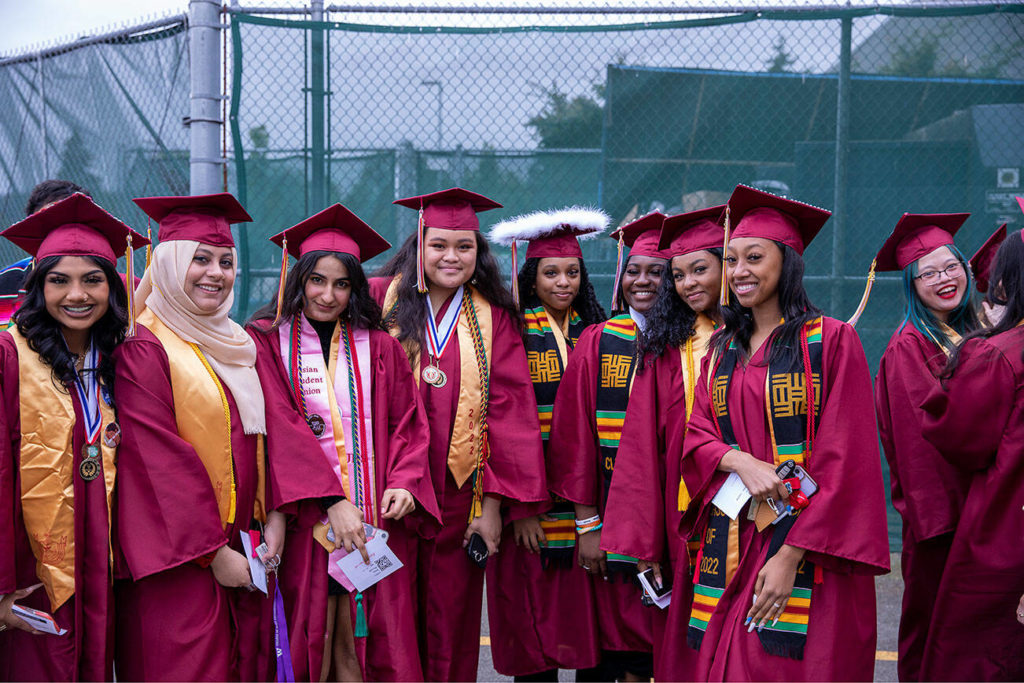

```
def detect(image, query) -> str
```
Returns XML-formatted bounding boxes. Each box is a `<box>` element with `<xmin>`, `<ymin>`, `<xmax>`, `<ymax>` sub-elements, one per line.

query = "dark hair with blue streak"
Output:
<box><xmin>898</xmin><ymin>244</ymin><xmax>981</xmax><ymax>353</ymax></box>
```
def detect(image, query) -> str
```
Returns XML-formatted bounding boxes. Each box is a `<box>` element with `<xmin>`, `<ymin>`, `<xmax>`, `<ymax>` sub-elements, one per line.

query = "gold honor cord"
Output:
<box><xmin>847</xmin><ymin>258</ymin><xmax>877</xmax><ymax>328</ymax></box>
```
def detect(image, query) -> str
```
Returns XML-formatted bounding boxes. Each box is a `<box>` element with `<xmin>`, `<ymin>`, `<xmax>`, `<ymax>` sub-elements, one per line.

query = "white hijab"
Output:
<box><xmin>135</xmin><ymin>240</ymin><xmax>266</xmax><ymax>434</ymax></box>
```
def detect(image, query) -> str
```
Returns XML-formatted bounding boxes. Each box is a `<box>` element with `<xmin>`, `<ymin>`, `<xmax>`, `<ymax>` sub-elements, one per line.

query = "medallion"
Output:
<box><xmin>82</xmin><ymin>443</ymin><xmax>100</xmax><ymax>460</ymax></box>
<box><xmin>421</xmin><ymin>364</ymin><xmax>447</xmax><ymax>388</ymax></box>
<box><xmin>103</xmin><ymin>423</ymin><xmax>121</xmax><ymax>449</ymax></box>
<box><xmin>308</xmin><ymin>414</ymin><xmax>326</xmax><ymax>437</ymax></box>
<box><xmin>79</xmin><ymin>459</ymin><xmax>100</xmax><ymax>481</ymax></box>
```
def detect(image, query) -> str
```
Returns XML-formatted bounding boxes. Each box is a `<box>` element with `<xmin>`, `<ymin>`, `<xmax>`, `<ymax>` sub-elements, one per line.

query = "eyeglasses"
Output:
<box><xmin>914</xmin><ymin>262</ymin><xmax>964</xmax><ymax>284</ymax></box>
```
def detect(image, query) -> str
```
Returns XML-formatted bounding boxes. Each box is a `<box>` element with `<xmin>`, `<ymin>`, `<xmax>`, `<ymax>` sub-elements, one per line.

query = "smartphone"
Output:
<box><xmin>466</xmin><ymin>532</ymin><xmax>489</xmax><ymax>568</ymax></box>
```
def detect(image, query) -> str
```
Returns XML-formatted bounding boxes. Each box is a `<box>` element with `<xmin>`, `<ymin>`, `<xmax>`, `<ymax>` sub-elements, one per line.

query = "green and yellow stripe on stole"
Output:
<box><xmin>596</xmin><ymin>410</ymin><xmax>626</xmax><ymax>448</ymax></box>
<box><xmin>539</xmin><ymin>511</ymin><xmax>577</xmax><ymax>549</ymax></box>
<box><xmin>538</xmin><ymin>404</ymin><xmax>553</xmax><ymax>441</ymax></box>
<box><xmin>524</xmin><ymin>307</ymin><xmax>553</xmax><ymax>337</ymax></box>
<box><xmin>603</xmin><ymin>316</ymin><xmax>637</xmax><ymax>341</ymax></box>
<box><xmin>689</xmin><ymin>584</ymin><xmax>725</xmax><ymax>631</ymax></box>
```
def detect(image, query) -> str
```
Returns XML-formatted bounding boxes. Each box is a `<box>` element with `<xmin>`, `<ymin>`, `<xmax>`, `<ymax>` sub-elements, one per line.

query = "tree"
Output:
<box><xmin>56</xmin><ymin>129</ymin><xmax>102</xmax><ymax>193</ymax></box>
<box><xmin>526</xmin><ymin>83</ymin><xmax>604</xmax><ymax>149</ymax></box>
<box><xmin>766</xmin><ymin>35</ymin><xmax>795</xmax><ymax>73</ymax></box>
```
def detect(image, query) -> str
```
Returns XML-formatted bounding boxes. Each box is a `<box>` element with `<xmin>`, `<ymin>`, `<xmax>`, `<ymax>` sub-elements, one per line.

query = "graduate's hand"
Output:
<box><xmin>381</xmin><ymin>488</ymin><xmax>416</xmax><ymax>520</ymax></box>
<box><xmin>261</xmin><ymin>510</ymin><xmax>286</xmax><ymax>572</ymax></box>
<box><xmin>327</xmin><ymin>499</ymin><xmax>369</xmax><ymax>564</ymax></box>
<box><xmin>210</xmin><ymin>546</ymin><xmax>254</xmax><ymax>589</ymax></box>
<box><xmin>982</xmin><ymin>300</ymin><xmax>1006</xmax><ymax>327</ymax></box>
<box><xmin>723</xmin><ymin>450</ymin><xmax>789</xmax><ymax>506</ymax></box>
<box><xmin>464</xmin><ymin>495</ymin><xmax>502</xmax><ymax>556</ymax></box>
<box><xmin>513</xmin><ymin>516</ymin><xmax>547</xmax><ymax>554</ymax></box>
<box><xmin>746</xmin><ymin>544</ymin><xmax>805</xmax><ymax>632</ymax></box>
<box><xmin>0</xmin><ymin>584</ymin><xmax>44</xmax><ymax>634</ymax></box>
<box><xmin>577</xmin><ymin>530</ymin><xmax>608</xmax><ymax>579</ymax></box>
<box><xmin>637</xmin><ymin>559</ymin><xmax>663</xmax><ymax>589</ymax></box>
<box><xmin>1016</xmin><ymin>593</ymin><xmax>1024</xmax><ymax>625</ymax></box>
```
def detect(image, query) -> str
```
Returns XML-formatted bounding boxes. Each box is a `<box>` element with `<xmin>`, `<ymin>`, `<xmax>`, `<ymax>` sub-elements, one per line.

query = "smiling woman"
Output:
<box><xmin>0</xmin><ymin>193</ymin><xmax>147</xmax><ymax>681</ymax></box>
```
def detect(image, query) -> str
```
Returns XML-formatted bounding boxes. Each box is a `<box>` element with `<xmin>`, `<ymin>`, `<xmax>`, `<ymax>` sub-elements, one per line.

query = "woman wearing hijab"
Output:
<box><xmin>247</xmin><ymin>204</ymin><xmax>440</xmax><ymax>681</ymax></box>
<box><xmin>370</xmin><ymin>188</ymin><xmax>547</xmax><ymax>681</ymax></box>
<box><xmin>485</xmin><ymin>207</ymin><xmax>608</xmax><ymax>681</ymax></box>
<box><xmin>918</xmin><ymin>226</ymin><xmax>1024</xmax><ymax>681</ymax></box>
<box><xmin>0</xmin><ymin>194</ymin><xmax>148</xmax><ymax>680</ymax></box>
<box><xmin>665</xmin><ymin>185</ymin><xmax>889</xmax><ymax>680</ymax></box>
<box><xmin>113</xmin><ymin>194</ymin><xmax>281</xmax><ymax>681</ymax></box>
<box><xmin>546</xmin><ymin>211</ymin><xmax>672</xmax><ymax>682</ymax></box>
<box><xmin>871</xmin><ymin>212</ymin><xmax>983</xmax><ymax>681</ymax></box>
<box><xmin>600</xmin><ymin>205</ymin><xmax>725</xmax><ymax>680</ymax></box>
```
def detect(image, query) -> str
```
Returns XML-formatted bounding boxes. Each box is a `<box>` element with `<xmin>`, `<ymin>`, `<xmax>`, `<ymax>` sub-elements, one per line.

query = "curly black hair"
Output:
<box><xmin>638</xmin><ymin>248</ymin><xmax>722</xmax><ymax>368</ymax></box>
<box><xmin>13</xmin><ymin>255</ymin><xmax>127</xmax><ymax>393</ymax></box>
<box><xmin>711</xmin><ymin>241</ymin><xmax>822</xmax><ymax>369</ymax></box>
<box><xmin>515</xmin><ymin>256</ymin><xmax>606</xmax><ymax>328</ymax></box>
<box><xmin>249</xmin><ymin>250</ymin><xmax>383</xmax><ymax>331</ymax></box>
<box><xmin>374</xmin><ymin>230</ymin><xmax>519</xmax><ymax>348</ymax></box>
<box><xmin>25</xmin><ymin>179</ymin><xmax>89</xmax><ymax>216</ymax></box>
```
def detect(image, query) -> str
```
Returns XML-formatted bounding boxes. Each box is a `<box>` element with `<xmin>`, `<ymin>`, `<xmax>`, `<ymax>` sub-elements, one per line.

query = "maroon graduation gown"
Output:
<box><xmin>601</xmin><ymin>348</ymin><xmax>701</xmax><ymax>679</ymax></box>
<box><xmin>370</xmin><ymin>277</ymin><xmax>548</xmax><ymax>681</ymax></box>
<box><xmin>485</xmin><ymin>323</ymin><xmax>600</xmax><ymax>677</ymax></box>
<box><xmin>112</xmin><ymin>325</ymin><xmax>272</xmax><ymax>682</ymax></box>
<box><xmin>919</xmin><ymin>325</ymin><xmax>1024</xmax><ymax>681</ymax></box>
<box><xmin>249</xmin><ymin>320</ymin><xmax>441</xmax><ymax>682</ymax></box>
<box><xmin>0</xmin><ymin>333</ymin><xmax>114</xmax><ymax>681</ymax></box>
<box><xmin>874</xmin><ymin>324</ymin><xmax>968</xmax><ymax>681</ymax></box>
<box><xmin>667</xmin><ymin>317</ymin><xmax>890</xmax><ymax>681</ymax></box>
<box><xmin>547</xmin><ymin>322</ymin><xmax>656</xmax><ymax>656</ymax></box>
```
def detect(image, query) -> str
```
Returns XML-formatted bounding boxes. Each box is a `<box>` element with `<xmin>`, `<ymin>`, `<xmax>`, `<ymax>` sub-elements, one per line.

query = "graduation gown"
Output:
<box><xmin>370</xmin><ymin>277</ymin><xmax>548</xmax><ymax>682</ymax></box>
<box><xmin>0</xmin><ymin>333</ymin><xmax>115</xmax><ymax>682</ymax></box>
<box><xmin>249</xmin><ymin>320</ymin><xmax>441</xmax><ymax>682</ymax></box>
<box><xmin>666</xmin><ymin>317</ymin><xmax>890</xmax><ymax>681</ymax></box>
<box><xmin>485</xmin><ymin>311</ymin><xmax>600</xmax><ymax>677</ymax></box>
<box><xmin>874</xmin><ymin>324</ymin><xmax>968</xmax><ymax>681</ymax></box>
<box><xmin>919</xmin><ymin>325</ymin><xmax>1024</xmax><ymax>681</ymax></box>
<box><xmin>547</xmin><ymin>321</ymin><xmax>656</xmax><ymax>656</ymax></box>
<box><xmin>112</xmin><ymin>324</ymin><xmax>272</xmax><ymax>682</ymax></box>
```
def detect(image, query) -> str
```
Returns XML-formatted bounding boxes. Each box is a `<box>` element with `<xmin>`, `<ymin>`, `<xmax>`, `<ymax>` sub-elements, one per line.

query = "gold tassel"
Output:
<box><xmin>847</xmin><ymin>258</ymin><xmax>877</xmax><ymax>328</ymax></box>
<box><xmin>145</xmin><ymin>221</ymin><xmax>153</xmax><ymax>269</ymax></box>
<box><xmin>719</xmin><ymin>205</ymin><xmax>731</xmax><ymax>307</ymax></box>
<box><xmin>125</xmin><ymin>233</ymin><xmax>137</xmax><ymax>337</ymax></box>
<box><xmin>610</xmin><ymin>231</ymin><xmax>625</xmax><ymax>311</ymax></box>
<box><xmin>416</xmin><ymin>207</ymin><xmax>428</xmax><ymax>293</ymax></box>
<box><xmin>273</xmin><ymin>236</ymin><xmax>288</xmax><ymax>325</ymax></box>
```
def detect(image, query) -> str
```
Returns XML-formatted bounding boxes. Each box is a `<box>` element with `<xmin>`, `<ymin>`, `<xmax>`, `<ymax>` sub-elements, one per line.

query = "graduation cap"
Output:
<box><xmin>874</xmin><ymin>213</ymin><xmax>969</xmax><ymax>273</ymax></box>
<box><xmin>720</xmin><ymin>185</ymin><xmax>831</xmax><ymax>306</ymax></box>
<box><xmin>393</xmin><ymin>187</ymin><xmax>502</xmax><ymax>292</ymax></box>
<box><xmin>133</xmin><ymin>193</ymin><xmax>252</xmax><ymax>248</ymax></box>
<box><xmin>489</xmin><ymin>206</ymin><xmax>609</xmax><ymax>307</ymax></box>
<box><xmin>2</xmin><ymin>193</ymin><xmax>151</xmax><ymax>334</ymax></box>
<box><xmin>609</xmin><ymin>211</ymin><xmax>670</xmax><ymax>311</ymax></box>
<box><xmin>658</xmin><ymin>205</ymin><xmax>726</xmax><ymax>257</ymax></box>
<box><xmin>268</xmin><ymin>203</ymin><xmax>391</xmax><ymax>322</ymax></box>
<box><xmin>970</xmin><ymin>223</ymin><xmax>1007</xmax><ymax>294</ymax></box>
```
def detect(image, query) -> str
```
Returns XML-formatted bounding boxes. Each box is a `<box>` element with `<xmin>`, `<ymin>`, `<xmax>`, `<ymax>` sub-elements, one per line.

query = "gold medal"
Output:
<box><xmin>421</xmin><ymin>364</ymin><xmax>447</xmax><ymax>388</ymax></box>
<box><xmin>79</xmin><ymin>458</ymin><xmax>100</xmax><ymax>481</ymax></box>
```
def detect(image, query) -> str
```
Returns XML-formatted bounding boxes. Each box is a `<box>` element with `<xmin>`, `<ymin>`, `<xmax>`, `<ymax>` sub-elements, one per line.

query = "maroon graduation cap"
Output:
<box><xmin>133</xmin><ymin>193</ymin><xmax>252</xmax><ymax>247</ymax></box>
<box><xmin>658</xmin><ymin>205</ymin><xmax>726</xmax><ymax>257</ymax></box>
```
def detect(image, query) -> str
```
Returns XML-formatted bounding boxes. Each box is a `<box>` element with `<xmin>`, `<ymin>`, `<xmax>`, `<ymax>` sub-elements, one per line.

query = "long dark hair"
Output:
<box><xmin>639</xmin><ymin>247</ymin><xmax>722</xmax><ymax>367</ymax></box>
<box><xmin>374</xmin><ymin>230</ymin><xmax>518</xmax><ymax>348</ymax></box>
<box><xmin>942</xmin><ymin>231</ymin><xmax>1024</xmax><ymax>377</ymax></box>
<box><xmin>711</xmin><ymin>241</ymin><xmax>822</xmax><ymax>368</ymax></box>
<box><xmin>13</xmin><ymin>255</ymin><xmax>127</xmax><ymax>392</ymax></box>
<box><xmin>250</xmin><ymin>250</ymin><xmax>383</xmax><ymax>331</ymax></box>
<box><xmin>515</xmin><ymin>256</ymin><xmax>606</xmax><ymax>327</ymax></box>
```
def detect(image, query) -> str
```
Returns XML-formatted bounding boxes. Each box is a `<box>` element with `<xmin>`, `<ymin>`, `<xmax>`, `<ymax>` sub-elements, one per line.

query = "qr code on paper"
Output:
<box><xmin>374</xmin><ymin>556</ymin><xmax>393</xmax><ymax>572</ymax></box>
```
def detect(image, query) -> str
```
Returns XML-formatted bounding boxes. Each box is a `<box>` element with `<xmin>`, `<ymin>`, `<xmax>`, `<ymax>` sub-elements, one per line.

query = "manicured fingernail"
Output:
<box><xmin>757</xmin><ymin>622</ymin><xmax>765</xmax><ymax>632</ymax></box>
<box><xmin>772</xmin><ymin>617</ymin><xmax>779</xmax><ymax>626</ymax></box>
<box><xmin>744</xmin><ymin>616</ymin><xmax>752</xmax><ymax>625</ymax></box>
<box><xmin>747</xmin><ymin>620</ymin><xmax>756</xmax><ymax>632</ymax></box>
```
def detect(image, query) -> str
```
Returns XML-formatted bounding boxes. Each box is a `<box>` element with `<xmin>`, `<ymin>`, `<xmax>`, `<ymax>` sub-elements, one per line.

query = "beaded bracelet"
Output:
<box><xmin>575</xmin><ymin>515</ymin><xmax>602</xmax><ymax>535</ymax></box>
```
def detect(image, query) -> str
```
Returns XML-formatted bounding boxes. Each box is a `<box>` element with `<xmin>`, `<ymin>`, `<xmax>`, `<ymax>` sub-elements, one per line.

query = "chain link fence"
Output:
<box><xmin>1</xmin><ymin>3</ymin><xmax>1023</xmax><ymax>544</ymax></box>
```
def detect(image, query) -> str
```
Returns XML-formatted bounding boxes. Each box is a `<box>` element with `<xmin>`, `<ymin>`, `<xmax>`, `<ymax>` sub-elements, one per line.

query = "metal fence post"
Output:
<box><xmin>310</xmin><ymin>0</ymin><xmax>327</xmax><ymax>211</ymax></box>
<box><xmin>189</xmin><ymin>0</ymin><xmax>223</xmax><ymax>194</ymax></box>
<box><xmin>831</xmin><ymin>15</ymin><xmax>852</xmax><ymax>316</ymax></box>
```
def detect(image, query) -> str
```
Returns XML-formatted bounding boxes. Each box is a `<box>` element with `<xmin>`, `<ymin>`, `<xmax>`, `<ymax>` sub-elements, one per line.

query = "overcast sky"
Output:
<box><xmin>3</xmin><ymin>0</ymin><xmax>931</xmax><ymax>58</ymax></box>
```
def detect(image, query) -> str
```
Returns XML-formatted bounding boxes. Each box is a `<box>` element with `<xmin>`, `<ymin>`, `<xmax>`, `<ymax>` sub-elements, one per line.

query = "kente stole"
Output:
<box><xmin>688</xmin><ymin>318</ymin><xmax>823</xmax><ymax>661</ymax></box>
<box><xmin>138</xmin><ymin>308</ymin><xmax>266</xmax><ymax>530</ymax></box>
<box><xmin>523</xmin><ymin>303</ymin><xmax>586</xmax><ymax>566</ymax></box>
<box><xmin>10</xmin><ymin>327</ymin><xmax>116</xmax><ymax>611</ymax></box>
<box><xmin>595</xmin><ymin>314</ymin><xmax>641</xmax><ymax>576</ymax></box>
<box><xmin>383</xmin><ymin>277</ymin><xmax>493</xmax><ymax>520</ymax></box>
<box><xmin>278</xmin><ymin>316</ymin><xmax>378</xmax><ymax>525</ymax></box>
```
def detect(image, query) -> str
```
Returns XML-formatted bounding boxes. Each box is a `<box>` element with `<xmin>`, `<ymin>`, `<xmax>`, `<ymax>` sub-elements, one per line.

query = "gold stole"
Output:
<box><xmin>323</xmin><ymin>323</ymin><xmax>352</xmax><ymax>498</ymax></box>
<box><xmin>383</xmin><ymin>277</ymin><xmax>493</xmax><ymax>488</ymax></box>
<box><xmin>677</xmin><ymin>314</ymin><xmax>717</xmax><ymax>513</ymax></box>
<box><xmin>10</xmin><ymin>327</ymin><xmax>116</xmax><ymax>611</ymax></box>
<box><xmin>544</xmin><ymin>307</ymin><xmax>571</xmax><ymax>367</ymax></box>
<box><xmin>137</xmin><ymin>308</ymin><xmax>265</xmax><ymax>528</ymax></box>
